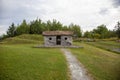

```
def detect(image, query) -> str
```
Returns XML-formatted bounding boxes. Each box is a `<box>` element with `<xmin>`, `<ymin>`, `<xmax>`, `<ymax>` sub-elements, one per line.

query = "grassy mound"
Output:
<box><xmin>17</xmin><ymin>34</ymin><xmax>43</xmax><ymax>41</ymax></box>
<box><xmin>1</xmin><ymin>34</ymin><xmax>43</xmax><ymax>44</ymax></box>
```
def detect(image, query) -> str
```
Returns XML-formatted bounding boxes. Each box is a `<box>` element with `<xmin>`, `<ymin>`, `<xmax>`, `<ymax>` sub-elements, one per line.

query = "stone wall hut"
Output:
<box><xmin>42</xmin><ymin>31</ymin><xmax>73</xmax><ymax>46</ymax></box>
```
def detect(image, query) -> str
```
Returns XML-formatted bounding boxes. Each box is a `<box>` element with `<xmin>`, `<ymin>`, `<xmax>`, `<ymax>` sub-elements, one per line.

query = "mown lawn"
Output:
<box><xmin>70</xmin><ymin>42</ymin><xmax>120</xmax><ymax>80</ymax></box>
<box><xmin>86</xmin><ymin>41</ymin><xmax>120</xmax><ymax>53</ymax></box>
<box><xmin>0</xmin><ymin>44</ymin><xmax>69</xmax><ymax>80</ymax></box>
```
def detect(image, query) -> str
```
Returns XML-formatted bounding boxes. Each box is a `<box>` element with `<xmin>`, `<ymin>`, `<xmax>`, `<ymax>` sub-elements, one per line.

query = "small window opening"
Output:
<box><xmin>65</xmin><ymin>37</ymin><xmax>67</xmax><ymax>40</ymax></box>
<box><xmin>49</xmin><ymin>37</ymin><xmax>52</xmax><ymax>40</ymax></box>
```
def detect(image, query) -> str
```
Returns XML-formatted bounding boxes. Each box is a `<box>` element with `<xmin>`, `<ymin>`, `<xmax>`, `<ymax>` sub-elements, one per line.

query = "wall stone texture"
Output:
<box><xmin>44</xmin><ymin>35</ymin><xmax>72</xmax><ymax>46</ymax></box>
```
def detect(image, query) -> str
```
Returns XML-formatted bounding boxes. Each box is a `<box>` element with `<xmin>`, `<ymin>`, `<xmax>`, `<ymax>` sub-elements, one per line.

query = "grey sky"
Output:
<box><xmin>112</xmin><ymin>0</ymin><xmax>120</xmax><ymax>8</ymax></box>
<box><xmin>0</xmin><ymin>0</ymin><xmax>120</xmax><ymax>35</ymax></box>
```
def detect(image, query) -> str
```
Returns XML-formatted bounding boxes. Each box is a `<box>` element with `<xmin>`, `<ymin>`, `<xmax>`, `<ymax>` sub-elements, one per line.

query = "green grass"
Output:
<box><xmin>0</xmin><ymin>44</ymin><xmax>69</xmax><ymax>80</ymax></box>
<box><xmin>1</xmin><ymin>34</ymin><xmax>43</xmax><ymax>44</ymax></box>
<box><xmin>17</xmin><ymin>34</ymin><xmax>43</xmax><ymax>41</ymax></box>
<box><xmin>1</xmin><ymin>34</ymin><xmax>120</xmax><ymax>80</ymax></box>
<box><xmin>86</xmin><ymin>41</ymin><xmax>120</xmax><ymax>53</ymax></box>
<box><xmin>70</xmin><ymin>42</ymin><xmax>120</xmax><ymax>80</ymax></box>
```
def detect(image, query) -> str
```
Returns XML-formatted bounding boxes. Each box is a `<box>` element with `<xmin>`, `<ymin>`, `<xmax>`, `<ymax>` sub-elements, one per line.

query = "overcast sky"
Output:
<box><xmin>0</xmin><ymin>0</ymin><xmax>120</xmax><ymax>35</ymax></box>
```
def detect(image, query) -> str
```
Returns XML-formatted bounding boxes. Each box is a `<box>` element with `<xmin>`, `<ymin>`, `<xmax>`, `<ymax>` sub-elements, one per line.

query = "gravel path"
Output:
<box><xmin>61</xmin><ymin>48</ymin><xmax>92</xmax><ymax>80</ymax></box>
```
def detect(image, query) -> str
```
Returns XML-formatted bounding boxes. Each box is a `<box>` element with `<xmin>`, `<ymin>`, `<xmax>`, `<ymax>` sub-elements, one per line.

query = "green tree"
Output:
<box><xmin>7</xmin><ymin>23</ymin><xmax>16</xmax><ymax>37</ymax></box>
<box><xmin>30</xmin><ymin>19</ymin><xmax>43</xmax><ymax>34</ymax></box>
<box><xmin>93</xmin><ymin>33</ymin><xmax>101</xmax><ymax>39</ymax></box>
<box><xmin>0</xmin><ymin>34</ymin><xmax>8</xmax><ymax>40</ymax></box>
<box><xmin>69</xmin><ymin>23</ymin><xmax>82</xmax><ymax>38</ymax></box>
<box><xmin>84</xmin><ymin>31</ymin><xmax>92</xmax><ymax>38</ymax></box>
<box><xmin>42</xmin><ymin>22</ymin><xmax>47</xmax><ymax>31</ymax></box>
<box><xmin>46</xmin><ymin>19</ymin><xmax>63</xmax><ymax>31</ymax></box>
<box><xmin>62</xmin><ymin>25</ymin><xmax>69</xmax><ymax>31</ymax></box>
<box><xmin>16</xmin><ymin>20</ymin><xmax>29</xmax><ymax>35</ymax></box>
<box><xmin>93</xmin><ymin>24</ymin><xmax>109</xmax><ymax>38</ymax></box>
<box><xmin>115</xmin><ymin>21</ymin><xmax>120</xmax><ymax>38</ymax></box>
<box><xmin>52</xmin><ymin>19</ymin><xmax>62</xmax><ymax>30</ymax></box>
<box><xmin>107</xmin><ymin>30</ymin><xmax>117</xmax><ymax>38</ymax></box>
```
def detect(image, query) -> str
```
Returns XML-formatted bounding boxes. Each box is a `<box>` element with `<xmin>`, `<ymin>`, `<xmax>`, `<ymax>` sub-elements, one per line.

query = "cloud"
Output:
<box><xmin>112</xmin><ymin>0</ymin><xmax>120</xmax><ymax>8</ymax></box>
<box><xmin>0</xmin><ymin>25</ymin><xmax>8</xmax><ymax>35</ymax></box>
<box><xmin>0</xmin><ymin>0</ymin><xmax>47</xmax><ymax>23</ymax></box>
<box><xmin>99</xmin><ymin>8</ymin><xmax>109</xmax><ymax>15</ymax></box>
<box><xmin>0</xmin><ymin>0</ymin><xmax>120</xmax><ymax>35</ymax></box>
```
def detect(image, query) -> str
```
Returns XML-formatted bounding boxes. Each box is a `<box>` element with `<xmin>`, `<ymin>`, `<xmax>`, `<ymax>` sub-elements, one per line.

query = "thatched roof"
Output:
<box><xmin>42</xmin><ymin>31</ymin><xmax>73</xmax><ymax>36</ymax></box>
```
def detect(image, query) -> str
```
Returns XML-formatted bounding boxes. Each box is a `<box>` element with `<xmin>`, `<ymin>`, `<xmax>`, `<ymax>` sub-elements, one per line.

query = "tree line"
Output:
<box><xmin>84</xmin><ymin>22</ymin><xmax>120</xmax><ymax>39</ymax></box>
<box><xmin>3</xmin><ymin>19</ymin><xmax>82</xmax><ymax>39</ymax></box>
<box><xmin>1</xmin><ymin>18</ymin><xmax>120</xmax><ymax>39</ymax></box>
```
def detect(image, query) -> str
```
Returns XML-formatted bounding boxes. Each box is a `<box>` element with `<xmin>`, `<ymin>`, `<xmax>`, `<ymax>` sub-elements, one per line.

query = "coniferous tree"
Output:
<box><xmin>52</xmin><ymin>19</ymin><xmax>62</xmax><ymax>31</ymax></box>
<box><xmin>7</xmin><ymin>23</ymin><xmax>16</xmax><ymax>37</ymax></box>
<box><xmin>16</xmin><ymin>20</ymin><xmax>29</xmax><ymax>35</ymax></box>
<box><xmin>30</xmin><ymin>19</ymin><xmax>43</xmax><ymax>34</ymax></box>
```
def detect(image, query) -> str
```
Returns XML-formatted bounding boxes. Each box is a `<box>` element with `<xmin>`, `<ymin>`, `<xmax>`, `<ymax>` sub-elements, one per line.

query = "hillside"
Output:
<box><xmin>1</xmin><ymin>34</ymin><xmax>43</xmax><ymax>44</ymax></box>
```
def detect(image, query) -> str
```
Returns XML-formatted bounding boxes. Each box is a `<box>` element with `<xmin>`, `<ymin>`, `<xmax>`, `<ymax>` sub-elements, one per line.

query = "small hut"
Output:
<box><xmin>42</xmin><ymin>31</ymin><xmax>73</xmax><ymax>46</ymax></box>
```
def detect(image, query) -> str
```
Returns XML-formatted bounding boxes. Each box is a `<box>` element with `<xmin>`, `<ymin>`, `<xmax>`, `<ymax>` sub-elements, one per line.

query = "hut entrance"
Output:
<box><xmin>56</xmin><ymin>36</ymin><xmax>61</xmax><ymax>45</ymax></box>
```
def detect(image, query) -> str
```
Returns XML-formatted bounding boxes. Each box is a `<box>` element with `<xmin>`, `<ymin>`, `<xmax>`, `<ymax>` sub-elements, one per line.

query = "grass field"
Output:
<box><xmin>0</xmin><ymin>34</ymin><xmax>120</xmax><ymax>80</ymax></box>
<box><xmin>86</xmin><ymin>41</ymin><xmax>120</xmax><ymax>53</ymax></box>
<box><xmin>0</xmin><ymin>44</ymin><xmax>69</xmax><ymax>80</ymax></box>
<box><xmin>70</xmin><ymin>42</ymin><xmax>120</xmax><ymax>80</ymax></box>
